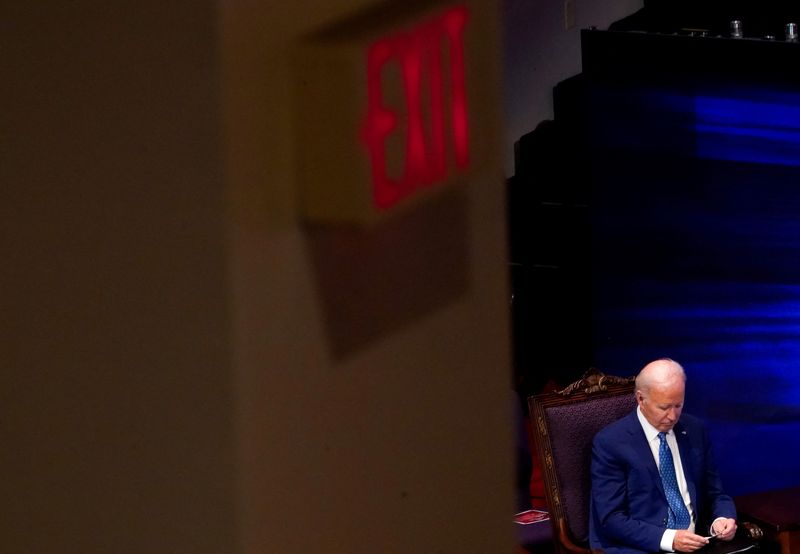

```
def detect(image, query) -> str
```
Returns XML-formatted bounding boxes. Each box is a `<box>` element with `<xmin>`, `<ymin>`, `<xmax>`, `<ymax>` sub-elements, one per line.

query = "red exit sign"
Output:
<box><xmin>295</xmin><ymin>2</ymin><xmax>495</xmax><ymax>226</ymax></box>
<box><xmin>361</xmin><ymin>5</ymin><xmax>470</xmax><ymax>210</ymax></box>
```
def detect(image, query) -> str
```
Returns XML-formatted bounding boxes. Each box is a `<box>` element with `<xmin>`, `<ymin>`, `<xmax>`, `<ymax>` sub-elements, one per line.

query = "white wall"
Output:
<box><xmin>2</xmin><ymin>3</ymin><xmax>235</xmax><ymax>552</ymax></box>
<box><xmin>502</xmin><ymin>0</ymin><xmax>644</xmax><ymax>175</ymax></box>
<box><xmin>3</xmin><ymin>1</ymin><xmax>517</xmax><ymax>549</ymax></box>
<box><xmin>222</xmin><ymin>1</ymin><xmax>514</xmax><ymax>551</ymax></box>
<box><xmin>2</xmin><ymin>1</ymin><xmax>644</xmax><ymax>552</ymax></box>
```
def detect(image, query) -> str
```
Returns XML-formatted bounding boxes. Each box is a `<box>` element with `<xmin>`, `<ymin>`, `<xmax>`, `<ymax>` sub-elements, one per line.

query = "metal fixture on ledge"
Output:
<box><xmin>786</xmin><ymin>22</ymin><xmax>798</xmax><ymax>42</ymax></box>
<box><xmin>730</xmin><ymin>19</ymin><xmax>743</xmax><ymax>38</ymax></box>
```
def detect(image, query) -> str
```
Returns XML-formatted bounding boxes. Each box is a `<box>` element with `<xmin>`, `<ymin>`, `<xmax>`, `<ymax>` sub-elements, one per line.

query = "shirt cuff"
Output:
<box><xmin>661</xmin><ymin>529</ymin><xmax>678</xmax><ymax>552</ymax></box>
<box><xmin>710</xmin><ymin>517</ymin><xmax>726</xmax><ymax>536</ymax></box>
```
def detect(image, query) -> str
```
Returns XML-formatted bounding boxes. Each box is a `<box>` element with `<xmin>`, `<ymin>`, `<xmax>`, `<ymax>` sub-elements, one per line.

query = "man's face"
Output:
<box><xmin>637</xmin><ymin>381</ymin><xmax>685</xmax><ymax>432</ymax></box>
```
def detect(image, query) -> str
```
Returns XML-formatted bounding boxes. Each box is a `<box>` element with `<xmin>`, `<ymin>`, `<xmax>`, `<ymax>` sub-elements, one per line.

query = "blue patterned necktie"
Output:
<box><xmin>658</xmin><ymin>431</ymin><xmax>692</xmax><ymax>529</ymax></box>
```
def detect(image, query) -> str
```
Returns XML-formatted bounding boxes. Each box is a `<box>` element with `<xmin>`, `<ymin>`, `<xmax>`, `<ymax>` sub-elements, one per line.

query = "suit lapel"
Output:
<box><xmin>674</xmin><ymin>421</ymin><xmax>698</xmax><ymax>512</ymax></box>
<box><xmin>626</xmin><ymin>412</ymin><xmax>666</xmax><ymax>498</ymax></box>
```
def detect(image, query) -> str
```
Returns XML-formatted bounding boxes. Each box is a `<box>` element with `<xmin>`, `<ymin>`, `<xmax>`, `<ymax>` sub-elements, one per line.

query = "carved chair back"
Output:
<box><xmin>528</xmin><ymin>369</ymin><xmax>636</xmax><ymax>554</ymax></box>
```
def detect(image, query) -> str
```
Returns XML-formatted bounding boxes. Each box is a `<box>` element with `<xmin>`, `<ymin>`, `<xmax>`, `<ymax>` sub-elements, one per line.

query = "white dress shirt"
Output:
<box><xmin>636</xmin><ymin>407</ymin><xmax>695</xmax><ymax>551</ymax></box>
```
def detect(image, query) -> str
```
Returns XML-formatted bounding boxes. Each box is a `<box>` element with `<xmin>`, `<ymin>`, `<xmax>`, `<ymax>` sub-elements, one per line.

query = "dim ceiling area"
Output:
<box><xmin>610</xmin><ymin>0</ymin><xmax>800</xmax><ymax>37</ymax></box>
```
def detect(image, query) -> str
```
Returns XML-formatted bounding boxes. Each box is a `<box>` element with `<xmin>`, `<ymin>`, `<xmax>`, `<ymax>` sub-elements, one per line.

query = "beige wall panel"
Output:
<box><xmin>2</xmin><ymin>2</ymin><xmax>235</xmax><ymax>553</ymax></box>
<box><xmin>222</xmin><ymin>0</ymin><xmax>514</xmax><ymax>552</ymax></box>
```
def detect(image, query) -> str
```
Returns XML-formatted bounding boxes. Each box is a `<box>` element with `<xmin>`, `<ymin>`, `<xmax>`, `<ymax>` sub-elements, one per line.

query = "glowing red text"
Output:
<box><xmin>361</xmin><ymin>5</ymin><xmax>470</xmax><ymax>210</ymax></box>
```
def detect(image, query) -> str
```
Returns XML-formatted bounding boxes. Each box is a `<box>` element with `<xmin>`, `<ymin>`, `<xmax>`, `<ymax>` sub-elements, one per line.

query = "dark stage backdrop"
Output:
<box><xmin>588</xmin><ymin>78</ymin><xmax>800</xmax><ymax>496</ymax></box>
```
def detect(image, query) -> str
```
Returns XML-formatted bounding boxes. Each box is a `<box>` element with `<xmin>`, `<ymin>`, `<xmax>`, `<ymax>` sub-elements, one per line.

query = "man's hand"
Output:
<box><xmin>712</xmin><ymin>518</ymin><xmax>737</xmax><ymax>541</ymax></box>
<box><xmin>672</xmin><ymin>530</ymin><xmax>711</xmax><ymax>552</ymax></box>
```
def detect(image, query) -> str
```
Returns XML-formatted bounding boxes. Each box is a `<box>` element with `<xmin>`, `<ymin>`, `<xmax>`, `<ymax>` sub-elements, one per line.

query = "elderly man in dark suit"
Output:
<box><xmin>590</xmin><ymin>358</ymin><xmax>738</xmax><ymax>554</ymax></box>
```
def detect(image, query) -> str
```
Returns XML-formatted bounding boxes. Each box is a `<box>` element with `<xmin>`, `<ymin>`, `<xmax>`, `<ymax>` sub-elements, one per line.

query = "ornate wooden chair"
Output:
<box><xmin>529</xmin><ymin>368</ymin><xmax>637</xmax><ymax>554</ymax></box>
<box><xmin>528</xmin><ymin>368</ymin><xmax>763</xmax><ymax>554</ymax></box>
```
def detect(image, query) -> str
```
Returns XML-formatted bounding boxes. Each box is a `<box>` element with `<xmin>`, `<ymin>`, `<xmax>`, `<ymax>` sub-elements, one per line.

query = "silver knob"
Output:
<box><xmin>786</xmin><ymin>23</ymin><xmax>798</xmax><ymax>41</ymax></box>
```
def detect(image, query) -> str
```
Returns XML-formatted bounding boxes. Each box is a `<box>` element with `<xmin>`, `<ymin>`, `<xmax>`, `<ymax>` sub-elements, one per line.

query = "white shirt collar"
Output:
<box><xmin>637</xmin><ymin>405</ymin><xmax>670</xmax><ymax>443</ymax></box>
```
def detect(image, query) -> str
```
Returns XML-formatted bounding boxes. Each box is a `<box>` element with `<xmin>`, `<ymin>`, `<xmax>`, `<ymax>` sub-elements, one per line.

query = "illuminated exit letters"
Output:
<box><xmin>361</xmin><ymin>5</ymin><xmax>470</xmax><ymax>210</ymax></box>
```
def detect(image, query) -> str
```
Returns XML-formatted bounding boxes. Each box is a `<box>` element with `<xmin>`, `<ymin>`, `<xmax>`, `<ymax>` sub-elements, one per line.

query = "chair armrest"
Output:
<box><xmin>554</xmin><ymin>518</ymin><xmax>593</xmax><ymax>554</ymax></box>
<box><xmin>740</xmin><ymin>521</ymin><xmax>764</xmax><ymax>541</ymax></box>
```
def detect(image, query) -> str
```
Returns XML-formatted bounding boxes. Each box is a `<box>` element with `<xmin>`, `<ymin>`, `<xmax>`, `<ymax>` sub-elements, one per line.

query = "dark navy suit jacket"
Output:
<box><xmin>589</xmin><ymin>410</ymin><xmax>736</xmax><ymax>554</ymax></box>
